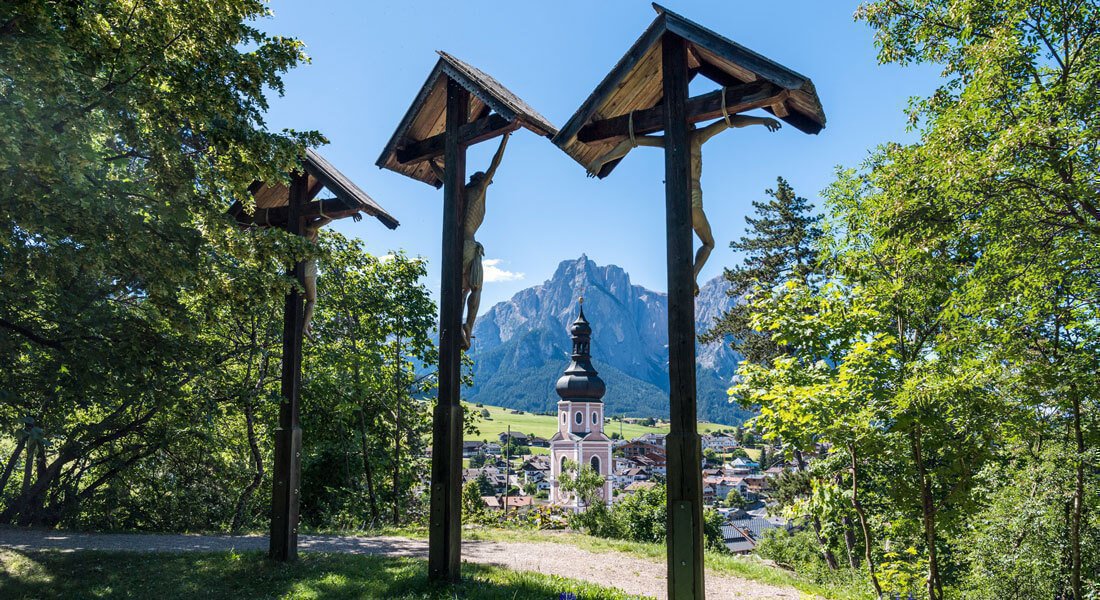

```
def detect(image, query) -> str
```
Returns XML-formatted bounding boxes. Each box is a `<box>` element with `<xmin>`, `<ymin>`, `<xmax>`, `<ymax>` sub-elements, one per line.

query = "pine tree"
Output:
<box><xmin>702</xmin><ymin>177</ymin><xmax>822</xmax><ymax>365</ymax></box>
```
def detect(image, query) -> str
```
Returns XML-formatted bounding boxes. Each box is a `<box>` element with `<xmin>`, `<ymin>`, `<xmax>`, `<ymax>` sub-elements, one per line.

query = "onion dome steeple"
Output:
<box><xmin>555</xmin><ymin>298</ymin><xmax>606</xmax><ymax>402</ymax></box>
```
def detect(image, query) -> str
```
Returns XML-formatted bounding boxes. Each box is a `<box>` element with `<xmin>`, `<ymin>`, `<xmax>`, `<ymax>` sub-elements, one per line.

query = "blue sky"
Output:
<box><xmin>259</xmin><ymin>1</ymin><xmax>941</xmax><ymax>310</ymax></box>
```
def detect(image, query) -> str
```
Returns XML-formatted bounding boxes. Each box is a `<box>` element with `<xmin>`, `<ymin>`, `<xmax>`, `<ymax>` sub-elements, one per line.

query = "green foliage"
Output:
<box><xmin>730</xmin><ymin>3</ymin><xmax>1100</xmax><ymax>599</ymax></box>
<box><xmin>725</xmin><ymin>489</ymin><xmax>747</xmax><ymax>510</ymax></box>
<box><xmin>0</xmin><ymin>0</ymin><xmax>316</xmax><ymax>527</ymax></box>
<box><xmin>558</xmin><ymin>459</ymin><xmax>605</xmax><ymax>510</ymax></box>
<box><xmin>703</xmin><ymin>177</ymin><xmax>823</xmax><ymax>365</ymax></box>
<box><xmin>560</xmin><ymin>481</ymin><xmax>727</xmax><ymax>553</ymax></box>
<box><xmin>462</xmin><ymin>480</ymin><xmax>487</xmax><ymax>523</ymax></box>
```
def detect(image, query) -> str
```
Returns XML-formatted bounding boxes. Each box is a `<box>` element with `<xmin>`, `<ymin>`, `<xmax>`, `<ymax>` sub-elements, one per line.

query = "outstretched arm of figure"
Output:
<box><xmin>697</xmin><ymin>115</ymin><xmax>782</xmax><ymax>144</ymax></box>
<box><xmin>483</xmin><ymin>130</ymin><xmax>512</xmax><ymax>184</ymax></box>
<box><xmin>428</xmin><ymin>158</ymin><xmax>445</xmax><ymax>183</ymax></box>
<box><xmin>585</xmin><ymin>135</ymin><xmax>664</xmax><ymax>177</ymax></box>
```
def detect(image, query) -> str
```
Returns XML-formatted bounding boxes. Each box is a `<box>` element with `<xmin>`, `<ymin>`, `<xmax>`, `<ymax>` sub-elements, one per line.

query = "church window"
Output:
<box><xmin>575</xmin><ymin>411</ymin><xmax>583</xmax><ymax>425</ymax></box>
<box><xmin>591</xmin><ymin>412</ymin><xmax>598</xmax><ymax>425</ymax></box>
<box><xmin>590</xmin><ymin>455</ymin><xmax>600</xmax><ymax>472</ymax></box>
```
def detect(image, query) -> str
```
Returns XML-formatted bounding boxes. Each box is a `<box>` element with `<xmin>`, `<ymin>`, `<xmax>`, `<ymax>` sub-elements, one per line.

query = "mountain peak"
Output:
<box><xmin>468</xmin><ymin>257</ymin><xmax>749</xmax><ymax>425</ymax></box>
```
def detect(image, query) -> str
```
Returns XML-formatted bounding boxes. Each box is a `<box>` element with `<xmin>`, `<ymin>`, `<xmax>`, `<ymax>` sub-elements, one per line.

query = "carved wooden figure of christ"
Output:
<box><xmin>585</xmin><ymin>114</ymin><xmax>780</xmax><ymax>295</ymax></box>
<box><xmin>431</xmin><ymin>130</ymin><xmax>511</xmax><ymax>349</ymax></box>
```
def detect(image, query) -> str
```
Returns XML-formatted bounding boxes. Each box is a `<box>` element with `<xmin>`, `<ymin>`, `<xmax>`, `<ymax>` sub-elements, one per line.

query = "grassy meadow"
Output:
<box><xmin>0</xmin><ymin>549</ymin><xmax>639</xmax><ymax>600</ymax></box>
<box><xmin>463</xmin><ymin>402</ymin><xmax>729</xmax><ymax>443</ymax></box>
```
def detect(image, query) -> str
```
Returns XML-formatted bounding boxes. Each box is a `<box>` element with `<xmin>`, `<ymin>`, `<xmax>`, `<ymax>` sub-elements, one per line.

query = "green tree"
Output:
<box><xmin>0</xmin><ymin>0</ymin><xmax>317</xmax><ymax>526</ymax></box>
<box><xmin>475</xmin><ymin>472</ymin><xmax>495</xmax><ymax>497</ymax></box>
<box><xmin>558</xmin><ymin>459</ymin><xmax>605</xmax><ymax>509</ymax></box>
<box><xmin>703</xmin><ymin>177</ymin><xmax>822</xmax><ymax>365</ymax></box>
<box><xmin>843</xmin><ymin>3</ymin><xmax>1100</xmax><ymax>597</ymax></box>
<box><xmin>461</xmin><ymin>480</ymin><xmax>485</xmax><ymax>522</ymax></box>
<box><xmin>298</xmin><ymin>240</ymin><xmax>436</xmax><ymax>529</ymax></box>
<box><xmin>725</xmin><ymin>489</ymin><xmax>747</xmax><ymax>510</ymax></box>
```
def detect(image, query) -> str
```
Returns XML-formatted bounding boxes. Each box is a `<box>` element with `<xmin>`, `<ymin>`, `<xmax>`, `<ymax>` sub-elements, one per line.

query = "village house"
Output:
<box><xmin>462</xmin><ymin>441</ymin><xmax>484</xmax><ymax>458</ymax></box>
<box><xmin>480</xmin><ymin>495</ymin><xmax>537</xmax><ymax>512</ymax></box>
<box><xmin>701</xmin><ymin>432</ymin><xmax>738</xmax><ymax>452</ymax></box>
<box><xmin>634</xmin><ymin>432</ymin><xmax>666</xmax><ymax>447</ymax></box>
<box><xmin>519</xmin><ymin>456</ymin><xmax>550</xmax><ymax>485</ymax></box>
<box><xmin>633</xmin><ymin>453</ymin><xmax>667</xmax><ymax>477</ymax></box>
<box><xmin>726</xmin><ymin>457</ymin><xmax>760</xmax><ymax>474</ymax></box>
<box><xmin>624</xmin><ymin>480</ymin><xmax>657</xmax><ymax>494</ymax></box>
<box><xmin>498</xmin><ymin>431</ymin><xmax>530</xmax><ymax>445</ymax></box>
<box><xmin>621</xmin><ymin>440</ymin><xmax>665</xmax><ymax>460</ymax></box>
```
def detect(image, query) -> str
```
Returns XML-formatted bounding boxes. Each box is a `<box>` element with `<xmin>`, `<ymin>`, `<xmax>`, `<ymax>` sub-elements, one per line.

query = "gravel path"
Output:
<box><xmin>0</xmin><ymin>529</ymin><xmax>803</xmax><ymax>599</ymax></box>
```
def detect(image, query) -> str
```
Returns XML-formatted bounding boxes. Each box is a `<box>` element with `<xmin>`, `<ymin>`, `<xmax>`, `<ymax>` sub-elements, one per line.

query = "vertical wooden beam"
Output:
<box><xmin>428</xmin><ymin>76</ymin><xmax>468</xmax><ymax>583</ymax></box>
<box><xmin>270</xmin><ymin>171</ymin><xmax>308</xmax><ymax>562</ymax></box>
<box><xmin>661</xmin><ymin>33</ymin><xmax>706</xmax><ymax>600</ymax></box>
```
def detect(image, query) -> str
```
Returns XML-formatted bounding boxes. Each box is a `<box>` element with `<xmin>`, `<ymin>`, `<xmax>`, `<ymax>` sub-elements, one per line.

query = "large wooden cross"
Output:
<box><xmin>376</xmin><ymin>52</ymin><xmax>556</xmax><ymax>582</ymax></box>
<box><xmin>552</xmin><ymin>6</ymin><xmax>826</xmax><ymax>598</ymax></box>
<box><xmin>229</xmin><ymin>150</ymin><xmax>398</xmax><ymax>562</ymax></box>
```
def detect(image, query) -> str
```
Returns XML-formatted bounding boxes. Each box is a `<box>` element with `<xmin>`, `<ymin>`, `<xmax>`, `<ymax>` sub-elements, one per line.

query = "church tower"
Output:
<box><xmin>549</xmin><ymin>301</ymin><xmax>612</xmax><ymax>508</ymax></box>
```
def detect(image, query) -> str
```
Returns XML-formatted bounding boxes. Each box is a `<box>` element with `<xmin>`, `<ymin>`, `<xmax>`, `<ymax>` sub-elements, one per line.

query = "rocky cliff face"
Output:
<box><xmin>467</xmin><ymin>255</ymin><xmax>753</xmax><ymax>425</ymax></box>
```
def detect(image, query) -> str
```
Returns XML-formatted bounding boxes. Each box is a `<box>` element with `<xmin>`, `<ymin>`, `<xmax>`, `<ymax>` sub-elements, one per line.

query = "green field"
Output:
<box><xmin>463</xmin><ymin>402</ymin><xmax>727</xmax><ymax>443</ymax></box>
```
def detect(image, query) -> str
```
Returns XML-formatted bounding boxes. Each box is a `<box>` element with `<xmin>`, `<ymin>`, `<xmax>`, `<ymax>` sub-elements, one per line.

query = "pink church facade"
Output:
<box><xmin>548</xmin><ymin>305</ymin><xmax>612</xmax><ymax>508</ymax></box>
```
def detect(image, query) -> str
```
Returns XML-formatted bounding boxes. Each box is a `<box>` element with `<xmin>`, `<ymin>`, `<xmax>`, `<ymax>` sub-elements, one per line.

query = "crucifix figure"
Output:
<box><xmin>586</xmin><ymin>114</ymin><xmax>780</xmax><ymax>294</ymax></box>
<box><xmin>431</xmin><ymin>130</ymin><xmax>511</xmax><ymax>349</ymax></box>
<box><xmin>300</xmin><ymin>215</ymin><xmax>330</xmax><ymax>340</ymax></box>
<box><xmin>300</xmin><ymin>212</ymin><xmax>361</xmax><ymax>340</ymax></box>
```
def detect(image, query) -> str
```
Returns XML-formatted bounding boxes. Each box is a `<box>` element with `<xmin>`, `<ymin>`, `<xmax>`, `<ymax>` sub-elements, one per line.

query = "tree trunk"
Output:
<box><xmin>842</xmin><ymin>515</ymin><xmax>859</xmax><ymax>568</ymax></box>
<box><xmin>392</xmin><ymin>331</ymin><xmax>402</xmax><ymax>526</ymax></box>
<box><xmin>910</xmin><ymin>425</ymin><xmax>942</xmax><ymax>600</ymax></box>
<box><xmin>0</xmin><ymin>438</ymin><xmax>26</xmax><ymax>496</ymax></box>
<box><xmin>2</xmin><ymin>454</ymin><xmax>64</xmax><ymax>525</ymax></box>
<box><xmin>231</xmin><ymin>400</ymin><xmax>264</xmax><ymax>532</ymax></box>
<box><xmin>848</xmin><ymin>444</ymin><xmax>882</xmax><ymax>598</ymax></box>
<box><xmin>794</xmin><ymin>448</ymin><xmax>839</xmax><ymax>570</ymax></box>
<box><xmin>359</xmin><ymin>410</ymin><xmax>379</xmax><ymax>526</ymax></box>
<box><xmin>21</xmin><ymin>441</ymin><xmax>34</xmax><ymax>498</ymax></box>
<box><xmin>1070</xmin><ymin>391</ymin><xmax>1084</xmax><ymax>600</ymax></box>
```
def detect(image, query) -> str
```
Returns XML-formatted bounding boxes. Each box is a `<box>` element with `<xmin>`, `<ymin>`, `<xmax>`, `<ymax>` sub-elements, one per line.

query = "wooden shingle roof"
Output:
<box><xmin>553</xmin><ymin>4</ymin><xmax>827</xmax><ymax>177</ymax></box>
<box><xmin>231</xmin><ymin>148</ymin><xmax>399</xmax><ymax>229</ymax></box>
<box><xmin>376</xmin><ymin>51</ymin><xmax>557</xmax><ymax>187</ymax></box>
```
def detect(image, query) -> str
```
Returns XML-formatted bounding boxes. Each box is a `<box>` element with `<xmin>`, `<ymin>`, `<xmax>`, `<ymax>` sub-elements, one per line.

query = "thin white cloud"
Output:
<box><xmin>482</xmin><ymin>258</ymin><xmax>525</xmax><ymax>283</ymax></box>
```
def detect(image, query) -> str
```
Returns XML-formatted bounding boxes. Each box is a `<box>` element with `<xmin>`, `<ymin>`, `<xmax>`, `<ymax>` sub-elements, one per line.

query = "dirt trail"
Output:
<box><xmin>0</xmin><ymin>529</ymin><xmax>803</xmax><ymax>599</ymax></box>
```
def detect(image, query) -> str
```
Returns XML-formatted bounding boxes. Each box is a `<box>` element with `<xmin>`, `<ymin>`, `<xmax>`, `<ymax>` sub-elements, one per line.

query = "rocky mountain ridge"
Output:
<box><xmin>467</xmin><ymin>255</ymin><xmax>752</xmax><ymax>425</ymax></box>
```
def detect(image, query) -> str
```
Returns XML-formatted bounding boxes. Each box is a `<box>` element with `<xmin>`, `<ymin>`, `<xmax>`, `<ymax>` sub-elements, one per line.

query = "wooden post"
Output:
<box><xmin>661</xmin><ymin>33</ymin><xmax>706</xmax><ymax>599</ymax></box>
<box><xmin>270</xmin><ymin>171</ymin><xmax>308</xmax><ymax>562</ymax></box>
<box><xmin>428</xmin><ymin>76</ymin><xmax>468</xmax><ymax>583</ymax></box>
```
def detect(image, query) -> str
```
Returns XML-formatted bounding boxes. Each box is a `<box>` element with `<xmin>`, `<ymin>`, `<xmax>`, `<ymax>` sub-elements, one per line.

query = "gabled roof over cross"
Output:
<box><xmin>553</xmin><ymin>3</ymin><xmax>827</xmax><ymax>178</ymax></box>
<box><xmin>230</xmin><ymin>148</ymin><xmax>399</xmax><ymax>229</ymax></box>
<box><xmin>376</xmin><ymin>51</ymin><xmax>557</xmax><ymax>187</ymax></box>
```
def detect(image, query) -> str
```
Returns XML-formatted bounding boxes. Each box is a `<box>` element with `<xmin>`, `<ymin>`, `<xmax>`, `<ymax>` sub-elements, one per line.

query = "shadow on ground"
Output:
<box><xmin>0</xmin><ymin>548</ymin><xmax>636</xmax><ymax>599</ymax></box>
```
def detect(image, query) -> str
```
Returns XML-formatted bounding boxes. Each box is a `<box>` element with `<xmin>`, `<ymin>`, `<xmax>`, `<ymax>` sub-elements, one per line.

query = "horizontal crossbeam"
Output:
<box><xmin>396</xmin><ymin>113</ymin><xmax>518</xmax><ymax>165</ymax></box>
<box><xmin>237</xmin><ymin>198</ymin><xmax>357</xmax><ymax>227</ymax></box>
<box><xmin>576</xmin><ymin>81</ymin><xmax>787</xmax><ymax>143</ymax></box>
